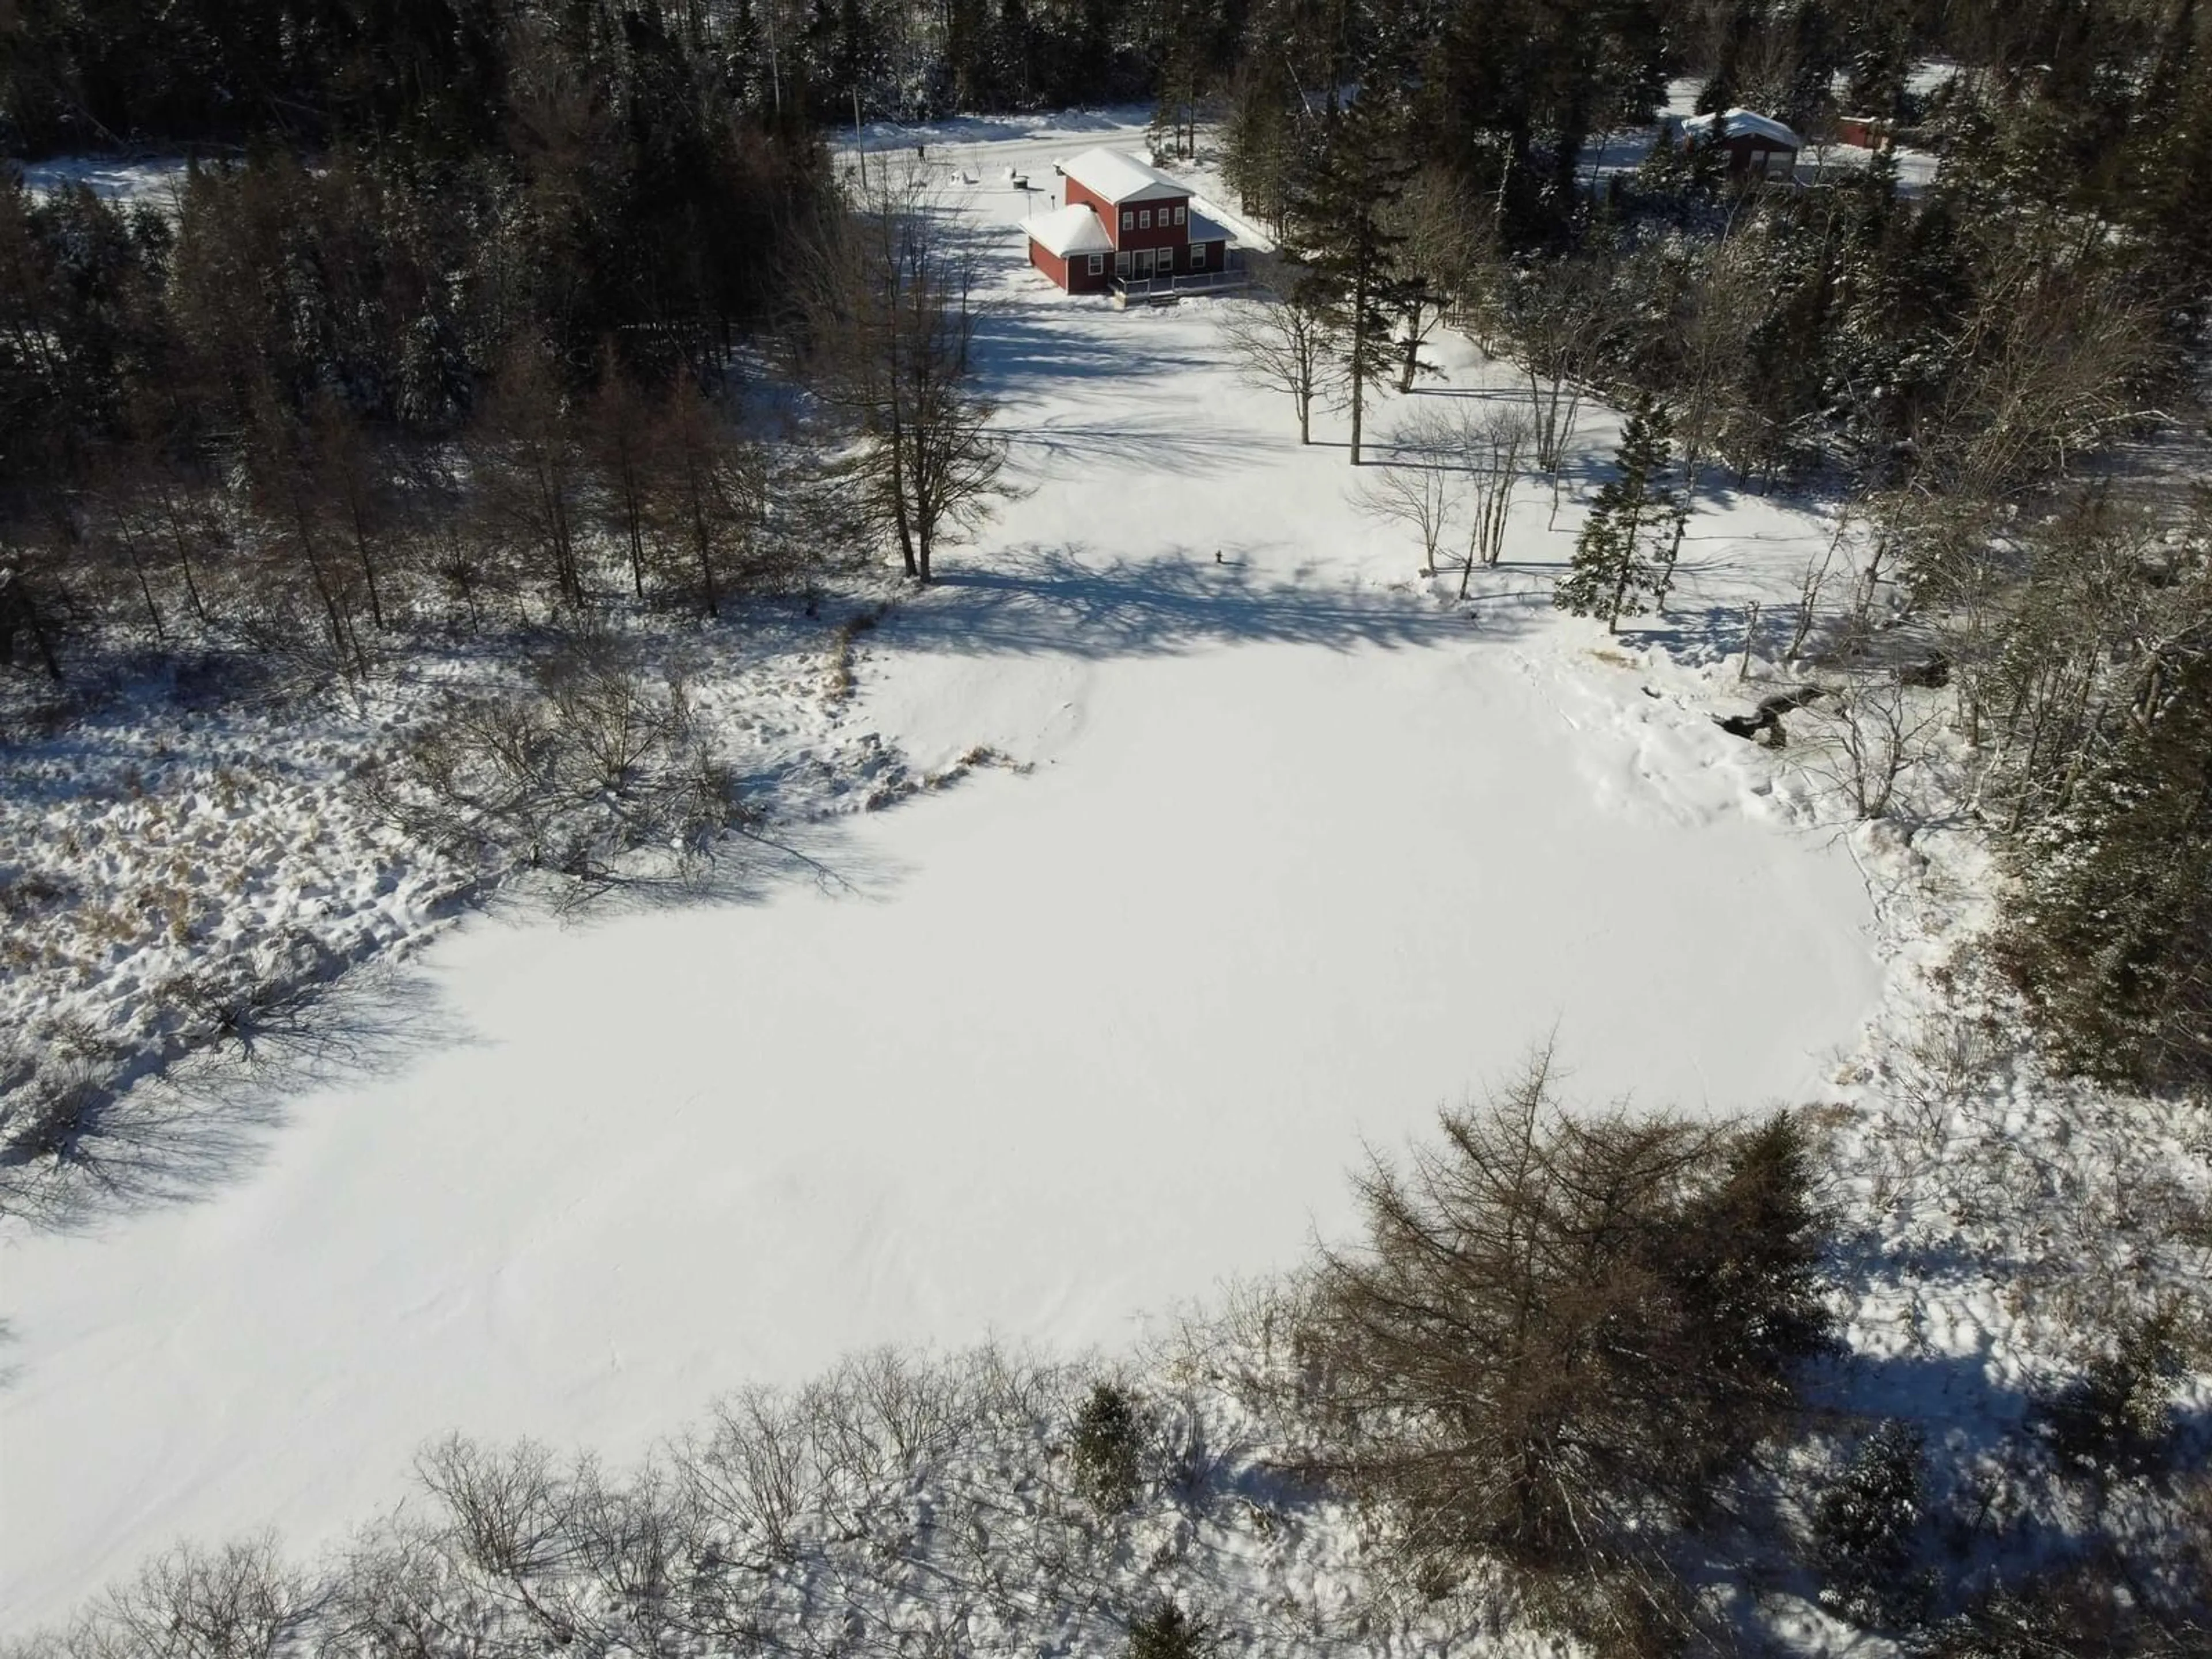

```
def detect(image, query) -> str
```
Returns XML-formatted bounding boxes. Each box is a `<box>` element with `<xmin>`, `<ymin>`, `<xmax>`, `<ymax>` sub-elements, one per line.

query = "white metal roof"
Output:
<box><xmin>1058</xmin><ymin>148</ymin><xmax>1191</xmax><ymax>204</ymax></box>
<box><xmin>1021</xmin><ymin>202</ymin><xmax>1115</xmax><ymax>257</ymax></box>
<box><xmin>1681</xmin><ymin>108</ymin><xmax>1802</xmax><ymax>149</ymax></box>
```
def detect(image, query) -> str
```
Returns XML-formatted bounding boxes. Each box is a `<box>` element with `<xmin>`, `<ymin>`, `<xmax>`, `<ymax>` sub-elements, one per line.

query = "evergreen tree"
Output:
<box><xmin>1998</xmin><ymin>649</ymin><xmax>2212</xmax><ymax>1090</ymax></box>
<box><xmin>1812</xmin><ymin>1420</ymin><xmax>1928</xmax><ymax>1628</ymax></box>
<box><xmin>1220</xmin><ymin>53</ymin><xmax>1309</xmax><ymax>230</ymax></box>
<box><xmin>1554</xmin><ymin>395</ymin><xmax>1675</xmax><ymax>632</ymax></box>
<box><xmin>1286</xmin><ymin>90</ymin><xmax>1413</xmax><ymax>464</ymax></box>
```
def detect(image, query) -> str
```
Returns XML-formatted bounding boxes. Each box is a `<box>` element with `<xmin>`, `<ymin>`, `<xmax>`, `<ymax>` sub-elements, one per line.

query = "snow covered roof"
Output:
<box><xmin>1059</xmin><ymin>148</ymin><xmax>1191</xmax><ymax>204</ymax></box>
<box><xmin>1022</xmin><ymin>202</ymin><xmax>1114</xmax><ymax>257</ymax></box>
<box><xmin>1186</xmin><ymin>210</ymin><xmax>1232</xmax><ymax>244</ymax></box>
<box><xmin>1681</xmin><ymin>108</ymin><xmax>1802</xmax><ymax>149</ymax></box>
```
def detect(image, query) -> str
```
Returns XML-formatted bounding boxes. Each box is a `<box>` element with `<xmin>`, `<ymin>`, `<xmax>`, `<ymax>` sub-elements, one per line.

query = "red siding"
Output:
<box><xmin>1110</xmin><ymin>197</ymin><xmax>1190</xmax><ymax>253</ymax></box>
<box><xmin>1063</xmin><ymin>177</ymin><xmax>1117</xmax><ymax>243</ymax></box>
<box><xmin>1028</xmin><ymin>235</ymin><xmax>1112</xmax><ymax>293</ymax></box>
<box><xmin>1060</xmin><ymin>176</ymin><xmax>1194</xmax><ymax>252</ymax></box>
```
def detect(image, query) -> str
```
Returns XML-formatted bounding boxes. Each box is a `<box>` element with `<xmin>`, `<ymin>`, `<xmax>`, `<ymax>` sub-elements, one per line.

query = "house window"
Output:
<box><xmin>1139</xmin><ymin>209</ymin><xmax>1152</xmax><ymax>229</ymax></box>
<box><xmin>1121</xmin><ymin>210</ymin><xmax>1133</xmax><ymax>230</ymax></box>
<box><xmin>1190</xmin><ymin>243</ymin><xmax>1205</xmax><ymax>267</ymax></box>
<box><xmin>1087</xmin><ymin>253</ymin><xmax>1103</xmax><ymax>274</ymax></box>
<box><xmin>1174</xmin><ymin>206</ymin><xmax>1186</xmax><ymax>225</ymax></box>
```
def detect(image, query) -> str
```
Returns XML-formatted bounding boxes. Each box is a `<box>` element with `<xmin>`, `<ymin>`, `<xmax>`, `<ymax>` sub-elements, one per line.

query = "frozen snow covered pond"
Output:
<box><xmin>0</xmin><ymin>127</ymin><xmax>1885</xmax><ymax>1626</ymax></box>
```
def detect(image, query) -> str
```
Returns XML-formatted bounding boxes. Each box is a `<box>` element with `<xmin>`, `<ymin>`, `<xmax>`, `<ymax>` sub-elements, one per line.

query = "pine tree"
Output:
<box><xmin>1997</xmin><ymin>649</ymin><xmax>2212</xmax><ymax>1090</ymax></box>
<box><xmin>1286</xmin><ymin>92</ymin><xmax>1413</xmax><ymax>465</ymax></box>
<box><xmin>1554</xmin><ymin>396</ymin><xmax>1675</xmax><ymax>632</ymax></box>
<box><xmin>1812</xmin><ymin>1420</ymin><xmax>1927</xmax><ymax>1627</ymax></box>
<box><xmin>1221</xmin><ymin>55</ymin><xmax>1309</xmax><ymax>232</ymax></box>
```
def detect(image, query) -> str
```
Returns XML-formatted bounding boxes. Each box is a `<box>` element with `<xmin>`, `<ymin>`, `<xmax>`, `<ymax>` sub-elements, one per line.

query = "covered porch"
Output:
<box><xmin>1109</xmin><ymin>262</ymin><xmax>1251</xmax><ymax>307</ymax></box>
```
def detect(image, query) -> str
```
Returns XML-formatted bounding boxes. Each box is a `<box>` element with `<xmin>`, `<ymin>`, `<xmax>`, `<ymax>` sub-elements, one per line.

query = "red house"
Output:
<box><xmin>1678</xmin><ymin>108</ymin><xmax>1803</xmax><ymax>179</ymax></box>
<box><xmin>1021</xmin><ymin>149</ymin><xmax>1234</xmax><ymax>298</ymax></box>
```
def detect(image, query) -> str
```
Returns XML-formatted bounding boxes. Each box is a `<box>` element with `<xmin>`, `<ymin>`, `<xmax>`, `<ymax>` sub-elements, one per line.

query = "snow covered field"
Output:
<box><xmin>1</xmin><ymin>117</ymin><xmax>1893</xmax><ymax>1626</ymax></box>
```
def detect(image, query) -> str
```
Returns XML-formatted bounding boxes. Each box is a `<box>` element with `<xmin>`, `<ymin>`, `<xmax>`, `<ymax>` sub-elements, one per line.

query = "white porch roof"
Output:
<box><xmin>1022</xmin><ymin>202</ymin><xmax>1114</xmax><ymax>257</ymax></box>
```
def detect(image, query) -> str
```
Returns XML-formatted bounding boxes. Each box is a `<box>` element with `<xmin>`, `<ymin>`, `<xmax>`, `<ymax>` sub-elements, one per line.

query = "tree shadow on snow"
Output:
<box><xmin>0</xmin><ymin>812</ymin><xmax>891</xmax><ymax>1238</ymax></box>
<box><xmin>892</xmin><ymin>543</ymin><xmax>1540</xmax><ymax>661</ymax></box>
<box><xmin>997</xmin><ymin>415</ymin><xmax>1271</xmax><ymax>476</ymax></box>
<box><xmin>0</xmin><ymin>963</ymin><xmax>466</xmax><ymax>1237</ymax></box>
<box><xmin>972</xmin><ymin>302</ymin><xmax>1223</xmax><ymax>393</ymax></box>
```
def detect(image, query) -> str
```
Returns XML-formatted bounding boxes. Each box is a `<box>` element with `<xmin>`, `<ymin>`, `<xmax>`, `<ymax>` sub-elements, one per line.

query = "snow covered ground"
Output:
<box><xmin>0</xmin><ymin>118</ymin><xmax>1899</xmax><ymax>1627</ymax></box>
<box><xmin>13</xmin><ymin>153</ymin><xmax>194</xmax><ymax>203</ymax></box>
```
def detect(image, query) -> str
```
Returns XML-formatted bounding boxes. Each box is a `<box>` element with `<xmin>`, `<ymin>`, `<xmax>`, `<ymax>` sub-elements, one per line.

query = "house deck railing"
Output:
<box><xmin>1110</xmin><ymin>265</ymin><xmax>1250</xmax><ymax>304</ymax></box>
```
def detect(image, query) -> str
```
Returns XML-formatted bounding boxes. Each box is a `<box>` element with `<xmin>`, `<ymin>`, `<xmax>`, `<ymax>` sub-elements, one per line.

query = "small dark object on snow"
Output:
<box><xmin>1716</xmin><ymin>684</ymin><xmax>1827</xmax><ymax>747</ymax></box>
<box><xmin>1898</xmin><ymin>654</ymin><xmax>1950</xmax><ymax>689</ymax></box>
<box><xmin>1215</xmin><ymin>550</ymin><xmax>1222</xmax><ymax>564</ymax></box>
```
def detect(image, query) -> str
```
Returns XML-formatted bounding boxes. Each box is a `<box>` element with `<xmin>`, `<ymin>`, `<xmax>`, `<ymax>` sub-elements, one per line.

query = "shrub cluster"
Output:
<box><xmin>358</xmin><ymin>631</ymin><xmax>741</xmax><ymax>893</ymax></box>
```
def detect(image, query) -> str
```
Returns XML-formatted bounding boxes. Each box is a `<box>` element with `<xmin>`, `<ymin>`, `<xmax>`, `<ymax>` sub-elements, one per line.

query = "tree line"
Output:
<box><xmin>1</xmin><ymin>110</ymin><xmax>1005</xmax><ymax>686</ymax></box>
<box><xmin>1204</xmin><ymin>0</ymin><xmax>2210</xmax><ymax>1093</ymax></box>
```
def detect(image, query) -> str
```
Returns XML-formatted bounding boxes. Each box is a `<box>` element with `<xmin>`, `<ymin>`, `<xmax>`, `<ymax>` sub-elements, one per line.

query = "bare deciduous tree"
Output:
<box><xmin>801</xmin><ymin>171</ymin><xmax>1009</xmax><ymax>584</ymax></box>
<box><xmin>1802</xmin><ymin>671</ymin><xmax>1947</xmax><ymax>818</ymax></box>
<box><xmin>71</xmin><ymin>1537</ymin><xmax>310</xmax><ymax>1659</ymax></box>
<box><xmin>1452</xmin><ymin>402</ymin><xmax>1532</xmax><ymax>595</ymax></box>
<box><xmin>653</xmin><ymin>377</ymin><xmax>763</xmax><ymax>620</ymax></box>
<box><xmin>1385</xmin><ymin>165</ymin><xmax>1482</xmax><ymax>394</ymax></box>
<box><xmin>1506</xmin><ymin>257</ymin><xmax>1616</xmax><ymax>486</ymax></box>
<box><xmin>683</xmin><ymin>1385</ymin><xmax>823</xmax><ymax>1565</ymax></box>
<box><xmin>244</xmin><ymin>384</ymin><xmax>369</xmax><ymax>676</ymax></box>
<box><xmin>416</xmin><ymin>1435</ymin><xmax>588</xmax><ymax>1641</ymax></box>
<box><xmin>1355</xmin><ymin>413</ymin><xmax>1457</xmax><ymax>576</ymax></box>
<box><xmin>1217</xmin><ymin>254</ymin><xmax>1342</xmax><ymax>445</ymax></box>
<box><xmin>584</xmin><ymin>359</ymin><xmax>658</xmax><ymax>602</ymax></box>
<box><xmin>473</xmin><ymin>338</ymin><xmax>588</xmax><ymax>608</ymax></box>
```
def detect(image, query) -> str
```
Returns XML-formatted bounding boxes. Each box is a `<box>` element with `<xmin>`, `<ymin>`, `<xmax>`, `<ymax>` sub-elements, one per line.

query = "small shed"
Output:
<box><xmin>1834</xmin><ymin>115</ymin><xmax>1894</xmax><ymax>151</ymax></box>
<box><xmin>1680</xmin><ymin>108</ymin><xmax>1802</xmax><ymax>179</ymax></box>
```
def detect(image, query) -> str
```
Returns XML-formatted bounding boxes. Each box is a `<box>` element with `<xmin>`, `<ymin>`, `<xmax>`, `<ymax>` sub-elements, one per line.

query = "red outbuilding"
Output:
<box><xmin>1021</xmin><ymin>149</ymin><xmax>1236</xmax><ymax>300</ymax></box>
<box><xmin>1679</xmin><ymin>108</ymin><xmax>1803</xmax><ymax>179</ymax></box>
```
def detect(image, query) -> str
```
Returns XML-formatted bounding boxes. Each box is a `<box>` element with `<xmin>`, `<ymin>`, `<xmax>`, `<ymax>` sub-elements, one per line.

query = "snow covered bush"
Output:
<box><xmin>357</xmin><ymin>630</ymin><xmax>741</xmax><ymax>893</ymax></box>
<box><xmin>2041</xmin><ymin>1305</ymin><xmax>2192</xmax><ymax>1478</ymax></box>
<box><xmin>1810</xmin><ymin>1418</ymin><xmax>1929</xmax><ymax>1628</ymax></box>
<box><xmin>1071</xmin><ymin>1380</ymin><xmax>1145</xmax><ymax>1513</ymax></box>
<box><xmin>1289</xmin><ymin>1050</ymin><xmax>1830</xmax><ymax>1645</ymax></box>
<box><xmin>1127</xmin><ymin>1597</ymin><xmax>1211</xmax><ymax>1659</ymax></box>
